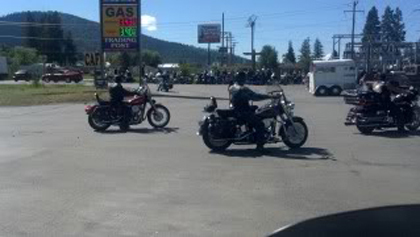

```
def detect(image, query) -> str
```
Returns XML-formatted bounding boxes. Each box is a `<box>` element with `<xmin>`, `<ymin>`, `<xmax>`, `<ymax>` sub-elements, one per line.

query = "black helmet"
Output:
<box><xmin>114</xmin><ymin>74</ymin><xmax>123</xmax><ymax>84</ymax></box>
<box><xmin>235</xmin><ymin>71</ymin><xmax>247</xmax><ymax>85</ymax></box>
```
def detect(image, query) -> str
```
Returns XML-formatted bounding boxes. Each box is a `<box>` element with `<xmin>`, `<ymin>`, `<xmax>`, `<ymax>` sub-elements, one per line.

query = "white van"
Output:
<box><xmin>308</xmin><ymin>59</ymin><xmax>357</xmax><ymax>96</ymax></box>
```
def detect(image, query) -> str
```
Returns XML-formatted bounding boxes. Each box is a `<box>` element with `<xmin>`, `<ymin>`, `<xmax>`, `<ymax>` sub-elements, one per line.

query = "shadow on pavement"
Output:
<box><xmin>212</xmin><ymin>147</ymin><xmax>334</xmax><ymax>160</ymax></box>
<box><xmin>355</xmin><ymin>130</ymin><xmax>420</xmax><ymax>139</ymax></box>
<box><xmin>98</xmin><ymin>127</ymin><xmax>179</xmax><ymax>135</ymax></box>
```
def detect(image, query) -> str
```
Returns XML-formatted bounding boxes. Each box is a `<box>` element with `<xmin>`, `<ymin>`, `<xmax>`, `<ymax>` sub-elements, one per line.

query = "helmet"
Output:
<box><xmin>235</xmin><ymin>71</ymin><xmax>247</xmax><ymax>85</ymax></box>
<box><xmin>114</xmin><ymin>74</ymin><xmax>123</xmax><ymax>84</ymax></box>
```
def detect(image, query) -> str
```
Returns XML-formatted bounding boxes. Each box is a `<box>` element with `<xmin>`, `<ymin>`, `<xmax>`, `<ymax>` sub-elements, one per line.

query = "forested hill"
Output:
<box><xmin>0</xmin><ymin>11</ymin><xmax>247</xmax><ymax>64</ymax></box>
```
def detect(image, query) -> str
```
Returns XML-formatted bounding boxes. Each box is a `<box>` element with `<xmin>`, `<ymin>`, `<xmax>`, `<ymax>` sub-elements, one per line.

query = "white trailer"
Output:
<box><xmin>308</xmin><ymin>59</ymin><xmax>357</xmax><ymax>96</ymax></box>
<box><xmin>0</xmin><ymin>56</ymin><xmax>8</xmax><ymax>80</ymax></box>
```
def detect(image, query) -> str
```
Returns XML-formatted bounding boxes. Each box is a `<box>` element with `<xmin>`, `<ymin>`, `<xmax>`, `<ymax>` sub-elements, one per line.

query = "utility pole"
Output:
<box><xmin>345</xmin><ymin>1</ymin><xmax>364</xmax><ymax>60</ymax></box>
<box><xmin>221</xmin><ymin>13</ymin><xmax>225</xmax><ymax>66</ymax></box>
<box><xmin>247</xmin><ymin>15</ymin><xmax>258</xmax><ymax>71</ymax></box>
<box><xmin>232</xmin><ymin>42</ymin><xmax>238</xmax><ymax>64</ymax></box>
<box><xmin>138</xmin><ymin>0</ymin><xmax>143</xmax><ymax>85</ymax></box>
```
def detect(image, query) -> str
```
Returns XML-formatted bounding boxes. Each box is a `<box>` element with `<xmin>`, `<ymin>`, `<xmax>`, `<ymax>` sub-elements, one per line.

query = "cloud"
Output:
<box><xmin>141</xmin><ymin>15</ymin><xmax>157</xmax><ymax>31</ymax></box>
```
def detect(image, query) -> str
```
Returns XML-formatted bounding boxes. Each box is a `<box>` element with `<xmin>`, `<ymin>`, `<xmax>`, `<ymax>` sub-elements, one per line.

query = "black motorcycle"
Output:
<box><xmin>197</xmin><ymin>84</ymin><xmax>309</xmax><ymax>151</ymax></box>
<box><xmin>344</xmin><ymin>86</ymin><xmax>420</xmax><ymax>134</ymax></box>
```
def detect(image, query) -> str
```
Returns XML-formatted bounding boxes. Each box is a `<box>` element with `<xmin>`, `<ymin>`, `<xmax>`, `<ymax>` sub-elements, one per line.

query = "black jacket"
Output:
<box><xmin>229</xmin><ymin>84</ymin><xmax>270</xmax><ymax>112</ymax></box>
<box><xmin>109</xmin><ymin>83</ymin><xmax>135</xmax><ymax>103</ymax></box>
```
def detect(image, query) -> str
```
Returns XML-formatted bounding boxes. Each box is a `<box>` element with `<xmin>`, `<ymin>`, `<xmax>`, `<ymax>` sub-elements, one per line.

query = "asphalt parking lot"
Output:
<box><xmin>1</xmin><ymin>85</ymin><xmax>420</xmax><ymax>236</ymax></box>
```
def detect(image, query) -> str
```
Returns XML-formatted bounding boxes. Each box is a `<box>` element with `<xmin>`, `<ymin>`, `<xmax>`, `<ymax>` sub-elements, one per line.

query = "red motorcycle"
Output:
<box><xmin>85</xmin><ymin>83</ymin><xmax>170</xmax><ymax>132</ymax></box>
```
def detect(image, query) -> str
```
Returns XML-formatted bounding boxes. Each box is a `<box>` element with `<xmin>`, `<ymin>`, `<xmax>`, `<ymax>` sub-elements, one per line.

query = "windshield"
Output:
<box><xmin>1</xmin><ymin>1</ymin><xmax>419</xmax><ymax>237</ymax></box>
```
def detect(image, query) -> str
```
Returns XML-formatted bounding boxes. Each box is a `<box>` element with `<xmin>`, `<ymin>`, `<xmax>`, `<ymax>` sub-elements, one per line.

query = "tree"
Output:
<box><xmin>142</xmin><ymin>50</ymin><xmax>162</xmax><ymax>68</ymax></box>
<box><xmin>392</xmin><ymin>7</ymin><xmax>405</xmax><ymax>42</ymax></box>
<box><xmin>63</xmin><ymin>32</ymin><xmax>77</xmax><ymax>65</ymax></box>
<box><xmin>283</xmin><ymin>41</ymin><xmax>296</xmax><ymax>64</ymax></box>
<box><xmin>381</xmin><ymin>6</ymin><xmax>394</xmax><ymax>42</ymax></box>
<box><xmin>312</xmin><ymin>38</ymin><xmax>324</xmax><ymax>59</ymax></box>
<box><xmin>299</xmin><ymin>38</ymin><xmax>312</xmax><ymax>73</ymax></box>
<box><xmin>7</xmin><ymin>47</ymin><xmax>40</xmax><ymax>76</ymax></box>
<box><xmin>362</xmin><ymin>7</ymin><xmax>381</xmax><ymax>43</ymax></box>
<box><xmin>25</xmin><ymin>11</ymin><xmax>39</xmax><ymax>49</ymax></box>
<box><xmin>46</xmin><ymin>12</ymin><xmax>65</xmax><ymax>64</ymax></box>
<box><xmin>119</xmin><ymin>52</ymin><xmax>132</xmax><ymax>69</ymax></box>
<box><xmin>258</xmin><ymin>45</ymin><xmax>279</xmax><ymax>70</ymax></box>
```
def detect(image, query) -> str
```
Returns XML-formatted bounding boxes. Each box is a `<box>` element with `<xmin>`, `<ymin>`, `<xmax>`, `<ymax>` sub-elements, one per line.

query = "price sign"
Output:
<box><xmin>101</xmin><ymin>0</ymin><xmax>139</xmax><ymax>51</ymax></box>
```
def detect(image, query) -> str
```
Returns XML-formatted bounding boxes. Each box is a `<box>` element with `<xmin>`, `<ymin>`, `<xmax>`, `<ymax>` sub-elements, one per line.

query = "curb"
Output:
<box><xmin>152</xmin><ymin>93</ymin><xmax>229</xmax><ymax>101</ymax></box>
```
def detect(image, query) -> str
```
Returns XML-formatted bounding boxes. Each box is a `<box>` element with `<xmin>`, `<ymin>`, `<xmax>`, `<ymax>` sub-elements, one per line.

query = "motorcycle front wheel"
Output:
<box><xmin>147</xmin><ymin>104</ymin><xmax>171</xmax><ymax>128</ymax></box>
<box><xmin>88</xmin><ymin>111</ymin><xmax>110</xmax><ymax>132</ymax></box>
<box><xmin>281</xmin><ymin>117</ymin><xmax>308</xmax><ymax>149</ymax></box>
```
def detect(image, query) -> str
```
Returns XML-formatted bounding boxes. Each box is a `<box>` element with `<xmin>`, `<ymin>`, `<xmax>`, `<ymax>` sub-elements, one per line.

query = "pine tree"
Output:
<box><xmin>381</xmin><ymin>6</ymin><xmax>394</xmax><ymax>42</ymax></box>
<box><xmin>25</xmin><ymin>11</ymin><xmax>39</xmax><ymax>49</ymax></box>
<box><xmin>299</xmin><ymin>37</ymin><xmax>312</xmax><ymax>73</ymax></box>
<box><xmin>362</xmin><ymin>7</ymin><xmax>381</xmax><ymax>43</ymax></box>
<box><xmin>312</xmin><ymin>38</ymin><xmax>324</xmax><ymax>59</ymax></box>
<box><xmin>258</xmin><ymin>45</ymin><xmax>279</xmax><ymax>70</ymax></box>
<box><xmin>64</xmin><ymin>32</ymin><xmax>77</xmax><ymax>65</ymax></box>
<box><xmin>47</xmin><ymin>12</ymin><xmax>65</xmax><ymax>64</ymax></box>
<box><xmin>392</xmin><ymin>7</ymin><xmax>405</xmax><ymax>42</ymax></box>
<box><xmin>284</xmin><ymin>41</ymin><xmax>296</xmax><ymax>64</ymax></box>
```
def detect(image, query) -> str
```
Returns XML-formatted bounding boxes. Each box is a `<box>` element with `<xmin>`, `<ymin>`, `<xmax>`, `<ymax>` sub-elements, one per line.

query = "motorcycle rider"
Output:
<box><xmin>109</xmin><ymin>70</ymin><xmax>136</xmax><ymax>131</ymax></box>
<box><xmin>373</xmin><ymin>73</ymin><xmax>407</xmax><ymax>132</ymax></box>
<box><xmin>229</xmin><ymin>71</ymin><xmax>277</xmax><ymax>152</ymax></box>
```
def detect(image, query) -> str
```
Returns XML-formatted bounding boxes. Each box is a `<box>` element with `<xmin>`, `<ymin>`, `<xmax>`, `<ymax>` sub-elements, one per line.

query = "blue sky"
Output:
<box><xmin>1</xmin><ymin>0</ymin><xmax>419</xmax><ymax>60</ymax></box>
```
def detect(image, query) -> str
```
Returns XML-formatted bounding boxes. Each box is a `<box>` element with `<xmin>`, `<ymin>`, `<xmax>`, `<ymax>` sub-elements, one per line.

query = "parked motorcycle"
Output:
<box><xmin>344</xmin><ymin>86</ymin><xmax>420</xmax><ymax>134</ymax></box>
<box><xmin>157</xmin><ymin>81</ymin><xmax>174</xmax><ymax>92</ymax></box>
<box><xmin>85</xmin><ymin>83</ymin><xmax>170</xmax><ymax>132</ymax></box>
<box><xmin>197</xmin><ymin>84</ymin><xmax>308</xmax><ymax>151</ymax></box>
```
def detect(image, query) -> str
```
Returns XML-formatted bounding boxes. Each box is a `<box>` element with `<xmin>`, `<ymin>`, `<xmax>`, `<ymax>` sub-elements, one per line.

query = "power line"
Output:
<box><xmin>0</xmin><ymin>35</ymin><xmax>98</xmax><ymax>42</ymax></box>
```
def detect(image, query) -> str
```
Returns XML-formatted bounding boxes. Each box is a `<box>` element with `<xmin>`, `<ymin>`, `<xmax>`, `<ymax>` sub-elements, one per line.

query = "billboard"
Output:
<box><xmin>198</xmin><ymin>24</ymin><xmax>221</xmax><ymax>44</ymax></box>
<box><xmin>101</xmin><ymin>0</ymin><xmax>139</xmax><ymax>51</ymax></box>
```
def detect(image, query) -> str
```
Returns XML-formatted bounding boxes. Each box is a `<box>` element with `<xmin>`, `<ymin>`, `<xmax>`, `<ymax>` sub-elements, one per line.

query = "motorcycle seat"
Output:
<box><xmin>216</xmin><ymin>109</ymin><xmax>237</xmax><ymax>118</ymax></box>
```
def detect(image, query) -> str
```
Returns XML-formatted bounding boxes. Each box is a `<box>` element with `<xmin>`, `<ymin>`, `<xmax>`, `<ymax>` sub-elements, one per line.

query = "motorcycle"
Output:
<box><xmin>157</xmin><ymin>81</ymin><xmax>174</xmax><ymax>92</ymax></box>
<box><xmin>197</xmin><ymin>84</ymin><xmax>309</xmax><ymax>151</ymax></box>
<box><xmin>85</xmin><ymin>83</ymin><xmax>171</xmax><ymax>132</ymax></box>
<box><xmin>344</xmin><ymin>86</ymin><xmax>420</xmax><ymax>134</ymax></box>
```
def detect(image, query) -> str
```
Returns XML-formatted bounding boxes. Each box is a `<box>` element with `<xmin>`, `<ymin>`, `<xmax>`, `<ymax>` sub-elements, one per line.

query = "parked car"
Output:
<box><xmin>42</xmin><ymin>69</ymin><xmax>83</xmax><ymax>83</ymax></box>
<box><xmin>13</xmin><ymin>69</ymin><xmax>32</xmax><ymax>82</ymax></box>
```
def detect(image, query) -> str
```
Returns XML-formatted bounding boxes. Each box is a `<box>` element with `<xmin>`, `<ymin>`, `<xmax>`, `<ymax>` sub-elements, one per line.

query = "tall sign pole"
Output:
<box><xmin>99</xmin><ymin>0</ymin><xmax>105</xmax><ymax>89</ymax></box>
<box><xmin>138</xmin><ymin>0</ymin><xmax>142</xmax><ymax>85</ymax></box>
<box><xmin>247</xmin><ymin>15</ymin><xmax>258</xmax><ymax>71</ymax></box>
<box><xmin>198</xmin><ymin>24</ymin><xmax>221</xmax><ymax>67</ymax></box>
<box><xmin>100</xmin><ymin>0</ymin><xmax>140</xmax><ymax>87</ymax></box>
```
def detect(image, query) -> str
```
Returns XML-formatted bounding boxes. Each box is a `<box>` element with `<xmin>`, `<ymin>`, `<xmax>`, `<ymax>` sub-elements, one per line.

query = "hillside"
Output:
<box><xmin>0</xmin><ymin>11</ymin><xmax>247</xmax><ymax>64</ymax></box>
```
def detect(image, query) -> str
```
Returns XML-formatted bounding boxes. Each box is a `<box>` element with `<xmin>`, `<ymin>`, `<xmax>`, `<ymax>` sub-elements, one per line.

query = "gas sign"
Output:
<box><xmin>101</xmin><ymin>0</ymin><xmax>139</xmax><ymax>51</ymax></box>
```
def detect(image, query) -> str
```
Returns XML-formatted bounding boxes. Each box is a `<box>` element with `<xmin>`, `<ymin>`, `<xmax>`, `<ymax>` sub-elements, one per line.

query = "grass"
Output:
<box><xmin>0</xmin><ymin>84</ymin><xmax>108</xmax><ymax>106</ymax></box>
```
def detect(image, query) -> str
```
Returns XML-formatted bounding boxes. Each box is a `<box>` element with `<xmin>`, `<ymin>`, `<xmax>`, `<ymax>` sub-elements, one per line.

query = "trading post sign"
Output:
<box><xmin>101</xmin><ymin>0</ymin><xmax>139</xmax><ymax>51</ymax></box>
<box><xmin>198</xmin><ymin>24</ymin><xmax>221</xmax><ymax>44</ymax></box>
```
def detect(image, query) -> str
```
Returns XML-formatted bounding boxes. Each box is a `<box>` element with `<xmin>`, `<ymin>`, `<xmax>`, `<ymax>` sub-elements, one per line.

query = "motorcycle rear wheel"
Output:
<box><xmin>88</xmin><ymin>113</ymin><xmax>110</xmax><ymax>132</ymax></box>
<box><xmin>202</xmin><ymin>127</ymin><xmax>232</xmax><ymax>152</ymax></box>
<box><xmin>405</xmin><ymin>108</ymin><xmax>420</xmax><ymax>131</ymax></box>
<box><xmin>356</xmin><ymin>124</ymin><xmax>374</xmax><ymax>134</ymax></box>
